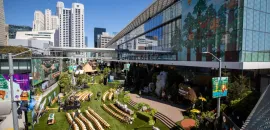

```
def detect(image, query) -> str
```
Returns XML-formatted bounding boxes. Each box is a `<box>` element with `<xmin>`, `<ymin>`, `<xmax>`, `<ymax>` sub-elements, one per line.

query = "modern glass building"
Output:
<box><xmin>8</xmin><ymin>24</ymin><xmax>32</xmax><ymax>39</ymax></box>
<box><xmin>106</xmin><ymin>0</ymin><xmax>270</xmax><ymax>70</ymax></box>
<box><xmin>94</xmin><ymin>27</ymin><xmax>106</xmax><ymax>48</ymax></box>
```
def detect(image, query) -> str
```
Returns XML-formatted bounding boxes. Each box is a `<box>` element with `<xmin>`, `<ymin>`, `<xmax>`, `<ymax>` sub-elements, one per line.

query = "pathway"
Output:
<box><xmin>129</xmin><ymin>93</ymin><xmax>185</xmax><ymax>122</ymax></box>
<box><xmin>34</xmin><ymin>82</ymin><xmax>58</xmax><ymax>109</ymax></box>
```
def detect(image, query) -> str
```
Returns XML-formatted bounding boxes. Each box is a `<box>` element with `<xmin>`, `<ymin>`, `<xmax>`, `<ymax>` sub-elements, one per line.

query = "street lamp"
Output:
<box><xmin>8</xmin><ymin>50</ymin><xmax>32</xmax><ymax>130</ymax></box>
<box><xmin>202</xmin><ymin>51</ymin><xmax>222</xmax><ymax>119</ymax></box>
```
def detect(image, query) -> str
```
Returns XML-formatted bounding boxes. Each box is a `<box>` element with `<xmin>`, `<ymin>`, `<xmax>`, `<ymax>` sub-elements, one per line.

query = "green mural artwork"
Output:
<box><xmin>181</xmin><ymin>0</ymin><xmax>242</xmax><ymax>62</ymax></box>
<box><xmin>32</xmin><ymin>59</ymin><xmax>45</xmax><ymax>86</ymax></box>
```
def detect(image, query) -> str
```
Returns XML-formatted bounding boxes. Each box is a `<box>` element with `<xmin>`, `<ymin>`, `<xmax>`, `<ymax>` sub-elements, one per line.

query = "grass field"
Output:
<box><xmin>30</xmin><ymin>84</ymin><xmax>169</xmax><ymax>130</ymax></box>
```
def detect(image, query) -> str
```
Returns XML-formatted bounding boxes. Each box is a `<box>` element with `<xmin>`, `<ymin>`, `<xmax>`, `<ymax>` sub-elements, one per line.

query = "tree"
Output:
<box><xmin>193</xmin><ymin>0</ymin><xmax>207</xmax><ymax>61</ymax></box>
<box><xmin>183</xmin><ymin>12</ymin><xmax>195</xmax><ymax>60</ymax></box>
<box><xmin>76</xmin><ymin>74</ymin><xmax>91</xmax><ymax>86</ymax></box>
<box><xmin>58</xmin><ymin>72</ymin><xmax>72</xmax><ymax>93</ymax></box>
<box><xmin>227</xmin><ymin>75</ymin><xmax>251</xmax><ymax>101</ymax></box>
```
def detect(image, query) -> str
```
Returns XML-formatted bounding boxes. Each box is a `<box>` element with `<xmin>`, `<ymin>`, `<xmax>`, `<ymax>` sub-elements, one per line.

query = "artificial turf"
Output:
<box><xmin>30</xmin><ymin>84</ymin><xmax>169</xmax><ymax>130</ymax></box>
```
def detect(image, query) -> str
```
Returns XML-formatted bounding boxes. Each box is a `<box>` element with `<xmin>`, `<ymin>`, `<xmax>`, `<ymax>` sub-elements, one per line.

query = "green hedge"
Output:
<box><xmin>136</xmin><ymin>111</ymin><xmax>153</xmax><ymax>122</ymax></box>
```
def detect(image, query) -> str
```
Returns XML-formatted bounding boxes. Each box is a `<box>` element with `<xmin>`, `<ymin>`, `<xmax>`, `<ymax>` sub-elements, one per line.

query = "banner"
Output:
<box><xmin>3</xmin><ymin>74</ymin><xmax>30</xmax><ymax>101</ymax></box>
<box><xmin>212</xmin><ymin>77</ymin><xmax>228</xmax><ymax>98</ymax></box>
<box><xmin>32</xmin><ymin>59</ymin><xmax>45</xmax><ymax>86</ymax></box>
<box><xmin>0</xmin><ymin>75</ymin><xmax>10</xmax><ymax>102</ymax></box>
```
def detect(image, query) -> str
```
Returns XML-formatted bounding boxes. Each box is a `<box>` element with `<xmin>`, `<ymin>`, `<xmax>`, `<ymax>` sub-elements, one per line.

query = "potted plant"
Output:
<box><xmin>103</xmin><ymin>67</ymin><xmax>110</xmax><ymax>85</ymax></box>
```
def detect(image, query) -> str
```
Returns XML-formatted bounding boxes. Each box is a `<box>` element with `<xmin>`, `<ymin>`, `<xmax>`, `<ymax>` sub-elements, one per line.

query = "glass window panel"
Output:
<box><xmin>242</xmin><ymin>29</ymin><xmax>246</xmax><ymax>51</ymax></box>
<box><xmin>172</xmin><ymin>21</ymin><xmax>175</xmax><ymax>33</ymax></box>
<box><xmin>169</xmin><ymin>23</ymin><xmax>171</xmax><ymax>33</ymax></box>
<box><xmin>252</xmin><ymin>31</ymin><xmax>259</xmax><ymax>52</ymax></box>
<box><xmin>246</xmin><ymin>8</ymin><xmax>254</xmax><ymax>30</ymax></box>
<box><xmin>246</xmin><ymin>30</ymin><xmax>253</xmax><ymax>51</ymax></box>
<box><xmin>266</xmin><ymin>14</ymin><xmax>270</xmax><ymax>33</ymax></box>
<box><xmin>254</xmin><ymin>0</ymin><xmax>261</xmax><ymax>10</ymax></box>
<box><xmin>253</xmin><ymin>10</ymin><xmax>260</xmax><ymax>31</ymax></box>
<box><xmin>247</xmin><ymin>0</ymin><xmax>254</xmax><ymax>8</ymax></box>
<box><xmin>267</xmin><ymin>0</ymin><xmax>270</xmax><ymax>13</ymax></box>
<box><xmin>260</xmin><ymin>12</ymin><xmax>266</xmax><ymax>32</ymax></box>
<box><xmin>244</xmin><ymin>0</ymin><xmax>248</xmax><ymax>7</ymax></box>
<box><xmin>261</xmin><ymin>0</ymin><xmax>267</xmax><ymax>12</ymax></box>
<box><xmin>243</xmin><ymin>8</ymin><xmax>247</xmax><ymax>29</ymax></box>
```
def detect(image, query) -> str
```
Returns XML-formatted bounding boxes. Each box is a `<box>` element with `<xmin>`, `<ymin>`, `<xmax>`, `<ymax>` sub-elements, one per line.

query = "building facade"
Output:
<box><xmin>51</xmin><ymin>15</ymin><xmax>59</xmax><ymax>30</ymax></box>
<box><xmin>107</xmin><ymin>0</ymin><xmax>270</xmax><ymax>70</ymax></box>
<box><xmin>7</xmin><ymin>24</ymin><xmax>32</xmax><ymax>39</ymax></box>
<box><xmin>32</xmin><ymin>11</ymin><xmax>45</xmax><ymax>31</ymax></box>
<box><xmin>94</xmin><ymin>27</ymin><xmax>106</xmax><ymax>48</ymax></box>
<box><xmin>0</xmin><ymin>0</ymin><xmax>5</xmax><ymax>46</ymax></box>
<box><xmin>45</xmin><ymin>9</ymin><xmax>52</xmax><ymax>30</ymax></box>
<box><xmin>15</xmin><ymin>30</ymin><xmax>58</xmax><ymax>46</ymax></box>
<box><xmin>97</xmin><ymin>32</ymin><xmax>113</xmax><ymax>48</ymax></box>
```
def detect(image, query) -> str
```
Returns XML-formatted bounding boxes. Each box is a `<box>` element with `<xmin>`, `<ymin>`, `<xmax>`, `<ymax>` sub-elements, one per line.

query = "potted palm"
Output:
<box><xmin>103</xmin><ymin>67</ymin><xmax>110</xmax><ymax>85</ymax></box>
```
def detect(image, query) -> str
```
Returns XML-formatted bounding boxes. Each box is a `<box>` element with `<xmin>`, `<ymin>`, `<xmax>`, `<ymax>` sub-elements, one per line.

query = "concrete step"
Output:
<box><xmin>154</xmin><ymin>112</ymin><xmax>179</xmax><ymax>129</ymax></box>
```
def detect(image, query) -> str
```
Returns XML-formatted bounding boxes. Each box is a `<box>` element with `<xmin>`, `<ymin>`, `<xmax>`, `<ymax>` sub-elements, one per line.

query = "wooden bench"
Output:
<box><xmin>88</xmin><ymin>108</ymin><xmax>110</xmax><ymax>128</ymax></box>
<box><xmin>84</xmin><ymin>110</ymin><xmax>104</xmax><ymax>130</ymax></box>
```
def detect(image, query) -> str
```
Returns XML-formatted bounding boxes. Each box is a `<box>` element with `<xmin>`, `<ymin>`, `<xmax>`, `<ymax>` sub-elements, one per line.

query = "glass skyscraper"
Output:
<box><xmin>8</xmin><ymin>24</ymin><xmax>32</xmax><ymax>39</ymax></box>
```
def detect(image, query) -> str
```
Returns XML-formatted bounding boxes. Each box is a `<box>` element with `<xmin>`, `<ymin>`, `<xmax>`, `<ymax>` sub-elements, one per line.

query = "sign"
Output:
<box><xmin>3</xmin><ymin>74</ymin><xmax>30</xmax><ymax>101</ymax></box>
<box><xmin>0</xmin><ymin>75</ymin><xmax>10</xmax><ymax>102</ymax></box>
<box><xmin>212</xmin><ymin>77</ymin><xmax>228</xmax><ymax>98</ymax></box>
<box><xmin>124</xmin><ymin>64</ymin><xmax>130</xmax><ymax>71</ymax></box>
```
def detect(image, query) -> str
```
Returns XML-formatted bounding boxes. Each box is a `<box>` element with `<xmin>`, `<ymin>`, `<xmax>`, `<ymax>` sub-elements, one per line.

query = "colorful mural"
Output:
<box><xmin>180</xmin><ymin>0</ymin><xmax>242</xmax><ymax>62</ymax></box>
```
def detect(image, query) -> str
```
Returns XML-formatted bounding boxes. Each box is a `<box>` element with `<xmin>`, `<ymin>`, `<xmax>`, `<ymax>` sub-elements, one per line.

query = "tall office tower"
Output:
<box><xmin>57</xmin><ymin>1</ymin><xmax>71</xmax><ymax>47</ymax></box>
<box><xmin>45</xmin><ymin>9</ymin><xmax>52</xmax><ymax>30</ymax></box>
<box><xmin>94</xmin><ymin>27</ymin><xmax>106</xmax><ymax>48</ymax></box>
<box><xmin>57</xmin><ymin>1</ymin><xmax>85</xmax><ymax>63</ymax></box>
<box><xmin>32</xmin><ymin>10</ymin><xmax>45</xmax><ymax>31</ymax></box>
<box><xmin>0</xmin><ymin>0</ymin><xmax>6</xmax><ymax>46</ymax></box>
<box><xmin>71</xmin><ymin>3</ymin><xmax>84</xmax><ymax>48</ymax></box>
<box><xmin>51</xmin><ymin>15</ymin><xmax>59</xmax><ymax>30</ymax></box>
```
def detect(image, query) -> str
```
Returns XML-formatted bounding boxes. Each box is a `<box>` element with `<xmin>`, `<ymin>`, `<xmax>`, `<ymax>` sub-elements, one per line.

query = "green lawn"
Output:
<box><xmin>30</xmin><ymin>84</ymin><xmax>169</xmax><ymax>130</ymax></box>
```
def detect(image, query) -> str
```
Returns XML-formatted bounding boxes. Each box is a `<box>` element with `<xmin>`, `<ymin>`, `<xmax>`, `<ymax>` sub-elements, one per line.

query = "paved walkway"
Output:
<box><xmin>129</xmin><ymin>93</ymin><xmax>186</xmax><ymax>122</ymax></box>
<box><xmin>34</xmin><ymin>82</ymin><xmax>58</xmax><ymax>109</ymax></box>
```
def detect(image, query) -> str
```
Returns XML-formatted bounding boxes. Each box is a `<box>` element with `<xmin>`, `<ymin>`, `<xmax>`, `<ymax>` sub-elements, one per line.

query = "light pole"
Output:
<box><xmin>8</xmin><ymin>50</ymin><xmax>32</xmax><ymax>130</ymax></box>
<box><xmin>202</xmin><ymin>51</ymin><xmax>221</xmax><ymax>118</ymax></box>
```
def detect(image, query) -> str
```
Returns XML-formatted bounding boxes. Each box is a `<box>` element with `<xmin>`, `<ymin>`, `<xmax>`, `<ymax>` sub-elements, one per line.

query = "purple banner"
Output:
<box><xmin>3</xmin><ymin>74</ymin><xmax>30</xmax><ymax>101</ymax></box>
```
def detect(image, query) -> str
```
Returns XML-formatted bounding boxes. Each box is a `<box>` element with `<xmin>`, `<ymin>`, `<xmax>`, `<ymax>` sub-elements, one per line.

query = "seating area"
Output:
<box><xmin>85</xmin><ymin>110</ymin><xmax>104</xmax><ymax>130</ymax></box>
<box><xmin>72</xmin><ymin>112</ymin><xmax>87</xmax><ymax>130</ymax></box>
<box><xmin>65</xmin><ymin>113</ymin><xmax>79</xmax><ymax>130</ymax></box>
<box><xmin>78</xmin><ymin>113</ymin><xmax>96</xmax><ymax>130</ymax></box>
<box><xmin>102</xmin><ymin>104</ymin><xmax>127</xmax><ymax>123</ymax></box>
<box><xmin>109</xmin><ymin>104</ymin><xmax>131</xmax><ymax>118</ymax></box>
<box><xmin>102</xmin><ymin>91</ymin><xmax>109</xmax><ymax>102</ymax></box>
<box><xmin>76</xmin><ymin>91</ymin><xmax>93</xmax><ymax>101</ymax></box>
<box><xmin>108</xmin><ymin>92</ymin><xmax>114</xmax><ymax>101</ymax></box>
<box><xmin>115</xmin><ymin>101</ymin><xmax>134</xmax><ymax>115</ymax></box>
<box><xmin>88</xmin><ymin>107</ymin><xmax>110</xmax><ymax>128</ymax></box>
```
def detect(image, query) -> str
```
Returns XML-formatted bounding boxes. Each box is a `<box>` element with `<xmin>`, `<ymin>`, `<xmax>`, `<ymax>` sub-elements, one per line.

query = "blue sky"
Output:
<box><xmin>4</xmin><ymin>0</ymin><xmax>153</xmax><ymax>47</ymax></box>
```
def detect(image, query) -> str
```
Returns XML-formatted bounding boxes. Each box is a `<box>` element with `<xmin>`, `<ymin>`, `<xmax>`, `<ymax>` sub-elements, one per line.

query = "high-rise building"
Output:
<box><xmin>51</xmin><ymin>15</ymin><xmax>59</xmax><ymax>30</ymax></box>
<box><xmin>85</xmin><ymin>36</ymin><xmax>88</xmax><ymax>47</ymax></box>
<box><xmin>71</xmin><ymin>3</ymin><xmax>84</xmax><ymax>48</ymax></box>
<box><xmin>97</xmin><ymin>32</ymin><xmax>113</xmax><ymax>48</ymax></box>
<box><xmin>57</xmin><ymin>1</ymin><xmax>85</xmax><ymax>63</ymax></box>
<box><xmin>0</xmin><ymin>0</ymin><xmax>6</xmax><ymax>46</ymax></box>
<box><xmin>7</xmin><ymin>24</ymin><xmax>32</xmax><ymax>39</ymax></box>
<box><xmin>45</xmin><ymin>9</ymin><xmax>52</xmax><ymax>30</ymax></box>
<box><xmin>32</xmin><ymin>10</ymin><xmax>45</xmax><ymax>31</ymax></box>
<box><xmin>94</xmin><ymin>27</ymin><xmax>106</xmax><ymax>48</ymax></box>
<box><xmin>57</xmin><ymin>1</ymin><xmax>71</xmax><ymax>47</ymax></box>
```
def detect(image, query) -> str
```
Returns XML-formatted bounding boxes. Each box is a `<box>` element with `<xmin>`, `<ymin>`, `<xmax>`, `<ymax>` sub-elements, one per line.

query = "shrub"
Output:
<box><xmin>150</xmin><ymin>109</ymin><xmax>158</xmax><ymax>117</ymax></box>
<box><xmin>123</xmin><ymin>95</ymin><xmax>131</xmax><ymax>103</ymax></box>
<box><xmin>136</xmin><ymin>111</ymin><xmax>153</xmax><ymax>122</ymax></box>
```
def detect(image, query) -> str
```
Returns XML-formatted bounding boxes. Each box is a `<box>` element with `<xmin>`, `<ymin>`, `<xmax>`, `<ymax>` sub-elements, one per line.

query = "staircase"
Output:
<box><xmin>154</xmin><ymin>112</ymin><xmax>181</xmax><ymax>130</ymax></box>
<box><xmin>128</xmin><ymin>100</ymin><xmax>137</xmax><ymax>107</ymax></box>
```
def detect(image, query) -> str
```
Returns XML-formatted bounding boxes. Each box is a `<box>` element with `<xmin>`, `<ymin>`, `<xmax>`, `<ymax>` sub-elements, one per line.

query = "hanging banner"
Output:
<box><xmin>0</xmin><ymin>74</ymin><xmax>10</xmax><ymax>102</ymax></box>
<box><xmin>212</xmin><ymin>77</ymin><xmax>228</xmax><ymax>98</ymax></box>
<box><xmin>3</xmin><ymin>74</ymin><xmax>30</xmax><ymax>101</ymax></box>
